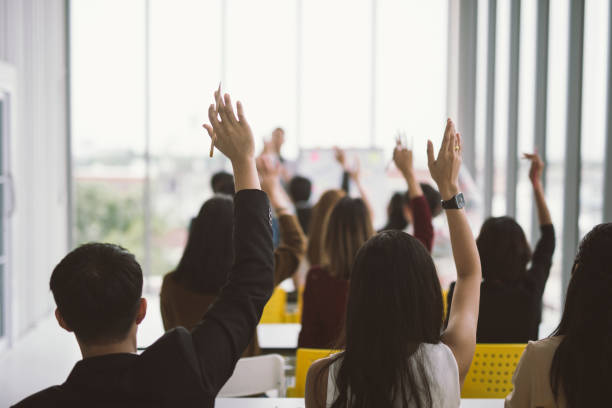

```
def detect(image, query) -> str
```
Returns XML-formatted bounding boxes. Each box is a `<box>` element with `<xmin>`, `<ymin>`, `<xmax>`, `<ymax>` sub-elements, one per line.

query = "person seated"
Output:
<box><xmin>506</xmin><ymin>223</ymin><xmax>612</xmax><ymax>407</ymax></box>
<box><xmin>210</xmin><ymin>170</ymin><xmax>235</xmax><ymax>195</ymax></box>
<box><xmin>445</xmin><ymin>152</ymin><xmax>555</xmax><ymax>343</ymax></box>
<box><xmin>288</xmin><ymin>175</ymin><xmax>313</xmax><ymax>235</ymax></box>
<box><xmin>305</xmin><ymin>119</ymin><xmax>482</xmax><ymax>407</ymax></box>
<box><xmin>298</xmin><ymin>195</ymin><xmax>375</xmax><ymax>349</ymax></box>
<box><xmin>161</xmin><ymin>155</ymin><xmax>305</xmax><ymax>356</ymax></box>
<box><xmin>293</xmin><ymin>189</ymin><xmax>347</xmax><ymax>288</ymax></box>
<box><xmin>379</xmin><ymin>139</ymin><xmax>437</xmax><ymax>252</ymax></box>
<box><xmin>13</xmin><ymin>91</ymin><xmax>273</xmax><ymax>407</ymax></box>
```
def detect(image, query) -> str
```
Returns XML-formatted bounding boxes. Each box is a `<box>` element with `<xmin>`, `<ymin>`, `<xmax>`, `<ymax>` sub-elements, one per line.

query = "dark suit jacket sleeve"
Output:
<box><xmin>410</xmin><ymin>195</ymin><xmax>434</xmax><ymax>253</ymax></box>
<box><xmin>273</xmin><ymin>214</ymin><xmax>306</xmax><ymax>285</ymax></box>
<box><xmin>528</xmin><ymin>224</ymin><xmax>556</xmax><ymax>297</ymax></box>
<box><xmin>190</xmin><ymin>189</ymin><xmax>274</xmax><ymax>394</ymax></box>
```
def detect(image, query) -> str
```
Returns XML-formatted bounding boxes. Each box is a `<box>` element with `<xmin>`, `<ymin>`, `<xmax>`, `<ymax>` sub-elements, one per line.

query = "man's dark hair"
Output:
<box><xmin>211</xmin><ymin>171</ymin><xmax>235</xmax><ymax>195</ymax></box>
<box><xmin>288</xmin><ymin>176</ymin><xmax>312</xmax><ymax>203</ymax></box>
<box><xmin>50</xmin><ymin>243</ymin><xmax>143</xmax><ymax>344</ymax></box>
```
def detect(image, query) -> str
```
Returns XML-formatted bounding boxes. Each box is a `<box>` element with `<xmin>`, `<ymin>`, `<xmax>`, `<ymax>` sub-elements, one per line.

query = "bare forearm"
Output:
<box><xmin>533</xmin><ymin>182</ymin><xmax>552</xmax><ymax>226</ymax></box>
<box><xmin>232</xmin><ymin>159</ymin><xmax>260</xmax><ymax>192</ymax></box>
<box><xmin>403</xmin><ymin>170</ymin><xmax>424</xmax><ymax>198</ymax></box>
<box><xmin>446</xmin><ymin>209</ymin><xmax>481</xmax><ymax>281</ymax></box>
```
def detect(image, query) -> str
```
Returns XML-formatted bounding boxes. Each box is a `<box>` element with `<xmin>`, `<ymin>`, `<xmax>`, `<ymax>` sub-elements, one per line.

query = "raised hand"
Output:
<box><xmin>347</xmin><ymin>156</ymin><xmax>361</xmax><ymax>181</ymax></box>
<box><xmin>393</xmin><ymin>137</ymin><xmax>414</xmax><ymax>176</ymax></box>
<box><xmin>203</xmin><ymin>90</ymin><xmax>259</xmax><ymax>192</ymax></box>
<box><xmin>523</xmin><ymin>152</ymin><xmax>544</xmax><ymax>187</ymax></box>
<box><xmin>333</xmin><ymin>146</ymin><xmax>347</xmax><ymax>169</ymax></box>
<box><xmin>427</xmin><ymin>119</ymin><xmax>462</xmax><ymax>200</ymax></box>
<box><xmin>256</xmin><ymin>155</ymin><xmax>291</xmax><ymax>213</ymax></box>
<box><xmin>203</xmin><ymin>91</ymin><xmax>254</xmax><ymax>165</ymax></box>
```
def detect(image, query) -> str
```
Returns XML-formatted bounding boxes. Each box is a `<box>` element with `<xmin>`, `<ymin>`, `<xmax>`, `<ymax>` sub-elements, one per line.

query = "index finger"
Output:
<box><xmin>440</xmin><ymin>119</ymin><xmax>452</xmax><ymax>156</ymax></box>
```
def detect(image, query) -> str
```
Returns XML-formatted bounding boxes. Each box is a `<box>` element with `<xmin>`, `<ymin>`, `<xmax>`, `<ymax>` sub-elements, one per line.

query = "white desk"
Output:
<box><xmin>257</xmin><ymin>324</ymin><xmax>301</xmax><ymax>351</ymax></box>
<box><xmin>216</xmin><ymin>398</ymin><xmax>504</xmax><ymax>407</ymax></box>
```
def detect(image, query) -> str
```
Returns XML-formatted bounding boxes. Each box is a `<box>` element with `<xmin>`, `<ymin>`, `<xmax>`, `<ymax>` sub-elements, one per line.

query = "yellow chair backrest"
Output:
<box><xmin>462</xmin><ymin>344</ymin><xmax>526</xmax><ymax>398</ymax></box>
<box><xmin>287</xmin><ymin>348</ymin><xmax>340</xmax><ymax>398</ymax></box>
<box><xmin>260</xmin><ymin>287</ymin><xmax>287</xmax><ymax>323</ymax></box>
<box><xmin>442</xmin><ymin>289</ymin><xmax>448</xmax><ymax>320</ymax></box>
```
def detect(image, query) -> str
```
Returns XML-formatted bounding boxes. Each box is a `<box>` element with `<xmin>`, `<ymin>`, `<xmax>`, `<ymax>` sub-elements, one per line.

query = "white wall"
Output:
<box><xmin>0</xmin><ymin>0</ymin><xmax>69</xmax><ymax>340</ymax></box>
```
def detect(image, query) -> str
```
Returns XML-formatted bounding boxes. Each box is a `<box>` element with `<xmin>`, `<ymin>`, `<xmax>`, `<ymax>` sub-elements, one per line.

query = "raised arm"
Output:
<box><xmin>523</xmin><ymin>152</ymin><xmax>555</xmax><ymax>293</ymax></box>
<box><xmin>523</xmin><ymin>152</ymin><xmax>552</xmax><ymax>226</ymax></box>
<box><xmin>334</xmin><ymin>146</ymin><xmax>351</xmax><ymax>193</ymax></box>
<box><xmin>196</xmin><ymin>91</ymin><xmax>274</xmax><ymax>393</ymax></box>
<box><xmin>431</xmin><ymin>119</ymin><xmax>482</xmax><ymax>385</ymax></box>
<box><xmin>393</xmin><ymin>139</ymin><xmax>434</xmax><ymax>251</ymax></box>
<box><xmin>257</xmin><ymin>156</ymin><xmax>307</xmax><ymax>285</ymax></box>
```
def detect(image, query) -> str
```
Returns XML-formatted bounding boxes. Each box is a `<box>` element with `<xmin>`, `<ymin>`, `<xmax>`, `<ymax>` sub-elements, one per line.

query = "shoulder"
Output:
<box><xmin>306</xmin><ymin>356</ymin><xmax>337</xmax><ymax>408</ymax></box>
<box><xmin>12</xmin><ymin>386</ymin><xmax>62</xmax><ymax>407</ymax></box>
<box><xmin>161</xmin><ymin>271</ymin><xmax>179</xmax><ymax>292</ymax></box>
<box><xmin>421</xmin><ymin>342</ymin><xmax>459</xmax><ymax>374</ymax></box>
<box><xmin>524</xmin><ymin>336</ymin><xmax>562</xmax><ymax>361</ymax></box>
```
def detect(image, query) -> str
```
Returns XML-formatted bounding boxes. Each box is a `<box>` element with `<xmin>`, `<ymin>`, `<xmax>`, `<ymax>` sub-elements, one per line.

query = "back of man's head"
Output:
<box><xmin>50</xmin><ymin>243</ymin><xmax>143</xmax><ymax>344</ymax></box>
<box><xmin>289</xmin><ymin>176</ymin><xmax>312</xmax><ymax>203</ymax></box>
<box><xmin>211</xmin><ymin>171</ymin><xmax>235</xmax><ymax>195</ymax></box>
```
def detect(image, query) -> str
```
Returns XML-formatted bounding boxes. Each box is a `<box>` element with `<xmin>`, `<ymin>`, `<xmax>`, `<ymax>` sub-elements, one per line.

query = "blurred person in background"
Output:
<box><xmin>288</xmin><ymin>175</ymin><xmax>313</xmax><ymax>235</ymax></box>
<box><xmin>445</xmin><ymin>152</ymin><xmax>555</xmax><ymax>343</ymax></box>
<box><xmin>210</xmin><ymin>171</ymin><xmax>235</xmax><ymax>195</ymax></box>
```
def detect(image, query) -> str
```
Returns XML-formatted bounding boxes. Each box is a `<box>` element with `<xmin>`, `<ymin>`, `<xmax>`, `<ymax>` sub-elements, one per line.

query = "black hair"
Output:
<box><xmin>50</xmin><ymin>243</ymin><xmax>143</xmax><ymax>344</ymax></box>
<box><xmin>383</xmin><ymin>192</ymin><xmax>410</xmax><ymax>231</ymax></box>
<box><xmin>210</xmin><ymin>171</ymin><xmax>235</xmax><ymax>195</ymax></box>
<box><xmin>288</xmin><ymin>176</ymin><xmax>312</xmax><ymax>203</ymax></box>
<box><xmin>322</xmin><ymin>231</ymin><xmax>443</xmax><ymax>408</ymax></box>
<box><xmin>174</xmin><ymin>195</ymin><xmax>234</xmax><ymax>294</ymax></box>
<box><xmin>550</xmin><ymin>223</ymin><xmax>612</xmax><ymax>407</ymax></box>
<box><xmin>476</xmin><ymin>216</ymin><xmax>531</xmax><ymax>282</ymax></box>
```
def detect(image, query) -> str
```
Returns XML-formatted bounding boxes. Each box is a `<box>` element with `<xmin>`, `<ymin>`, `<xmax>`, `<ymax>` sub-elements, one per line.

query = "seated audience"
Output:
<box><xmin>446</xmin><ymin>152</ymin><xmax>554</xmax><ymax>342</ymax></box>
<box><xmin>210</xmin><ymin>170</ymin><xmax>235</xmax><ymax>195</ymax></box>
<box><xmin>305</xmin><ymin>119</ymin><xmax>482</xmax><ymax>407</ymax></box>
<box><xmin>14</xmin><ymin>91</ymin><xmax>273</xmax><ymax>407</ymax></box>
<box><xmin>379</xmin><ymin>139</ymin><xmax>435</xmax><ymax>252</ymax></box>
<box><xmin>161</xmin><ymin>154</ymin><xmax>305</xmax><ymax>356</ymax></box>
<box><xmin>506</xmin><ymin>222</ymin><xmax>612</xmax><ymax>407</ymax></box>
<box><xmin>288</xmin><ymin>175</ymin><xmax>313</xmax><ymax>235</ymax></box>
<box><xmin>383</xmin><ymin>184</ymin><xmax>442</xmax><ymax>233</ymax></box>
<box><xmin>298</xmin><ymin>195</ymin><xmax>375</xmax><ymax>349</ymax></box>
<box><xmin>294</xmin><ymin>188</ymin><xmax>347</xmax><ymax>288</ymax></box>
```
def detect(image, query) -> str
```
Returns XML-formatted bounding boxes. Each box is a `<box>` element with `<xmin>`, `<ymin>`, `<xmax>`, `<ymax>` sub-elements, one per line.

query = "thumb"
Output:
<box><xmin>427</xmin><ymin>140</ymin><xmax>435</xmax><ymax>168</ymax></box>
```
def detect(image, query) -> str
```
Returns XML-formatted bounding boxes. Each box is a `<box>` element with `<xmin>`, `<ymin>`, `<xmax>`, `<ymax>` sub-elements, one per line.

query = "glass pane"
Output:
<box><xmin>71</xmin><ymin>0</ymin><xmax>146</xmax><ymax>261</ymax></box>
<box><xmin>580</xmin><ymin>0</ymin><xmax>608</xmax><ymax>237</ymax></box>
<box><xmin>301</xmin><ymin>0</ymin><xmax>372</xmax><ymax>148</ymax></box>
<box><xmin>148</xmin><ymin>0</ymin><xmax>223</xmax><ymax>276</ymax></box>
<box><xmin>375</xmin><ymin>0</ymin><xmax>447</xmax><ymax>161</ymax></box>
<box><xmin>492</xmin><ymin>0</ymin><xmax>511</xmax><ymax>216</ymax></box>
<box><xmin>226</xmin><ymin>0</ymin><xmax>298</xmax><ymax>158</ymax></box>
<box><xmin>516</xmin><ymin>0</ymin><xmax>537</xmax><ymax>240</ymax></box>
<box><xmin>542</xmin><ymin>0</ymin><xmax>570</xmax><ymax>335</ymax></box>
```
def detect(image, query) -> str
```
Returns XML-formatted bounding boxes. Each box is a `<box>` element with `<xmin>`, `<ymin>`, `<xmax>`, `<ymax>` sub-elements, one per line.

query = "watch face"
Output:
<box><xmin>456</xmin><ymin>193</ymin><xmax>465</xmax><ymax>208</ymax></box>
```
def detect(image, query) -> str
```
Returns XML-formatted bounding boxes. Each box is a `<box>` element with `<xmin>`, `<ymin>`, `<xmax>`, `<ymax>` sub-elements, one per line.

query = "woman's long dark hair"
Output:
<box><xmin>476</xmin><ymin>216</ymin><xmax>531</xmax><ymax>282</ymax></box>
<box><xmin>382</xmin><ymin>192</ymin><xmax>409</xmax><ymax>231</ymax></box>
<box><xmin>173</xmin><ymin>195</ymin><xmax>234</xmax><ymax>293</ymax></box>
<box><xmin>550</xmin><ymin>223</ymin><xmax>612</xmax><ymax>407</ymax></box>
<box><xmin>323</xmin><ymin>231</ymin><xmax>444</xmax><ymax>408</ymax></box>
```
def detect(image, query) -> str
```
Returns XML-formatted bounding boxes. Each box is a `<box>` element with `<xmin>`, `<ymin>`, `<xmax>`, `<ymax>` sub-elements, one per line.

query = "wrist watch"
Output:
<box><xmin>441</xmin><ymin>192</ymin><xmax>465</xmax><ymax>210</ymax></box>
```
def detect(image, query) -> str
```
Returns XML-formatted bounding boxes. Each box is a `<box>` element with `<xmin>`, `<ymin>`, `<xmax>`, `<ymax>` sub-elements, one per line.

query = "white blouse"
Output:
<box><xmin>326</xmin><ymin>343</ymin><xmax>461</xmax><ymax>407</ymax></box>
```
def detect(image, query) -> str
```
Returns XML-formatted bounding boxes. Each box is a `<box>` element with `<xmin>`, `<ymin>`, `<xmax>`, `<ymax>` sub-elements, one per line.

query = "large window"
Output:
<box><xmin>71</xmin><ymin>0</ymin><xmax>449</xmax><ymax>279</ymax></box>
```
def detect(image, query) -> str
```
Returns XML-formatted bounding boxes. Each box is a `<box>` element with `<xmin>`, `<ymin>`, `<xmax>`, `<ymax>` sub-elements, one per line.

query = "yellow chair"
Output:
<box><xmin>260</xmin><ymin>287</ymin><xmax>287</xmax><ymax>323</ymax></box>
<box><xmin>287</xmin><ymin>348</ymin><xmax>340</xmax><ymax>397</ymax></box>
<box><xmin>462</xmin><ymin>344</ymin><xmax>526</xmax><ymax>398</ymax></box>
<box><xmin>442</xmin><ymin>289</ymin><xmax>448</xmax><ymax>320</ymax></box>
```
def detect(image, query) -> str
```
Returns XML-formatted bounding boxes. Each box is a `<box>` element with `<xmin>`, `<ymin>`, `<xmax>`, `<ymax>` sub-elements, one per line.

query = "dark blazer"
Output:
<box><xmin>14</xmin><ymin>190</ymin><xmax>274</xmax><ymax>408</ymax></box>
<box><xmin>446</xmin><ymin>224</ymin><xmax>555</xmax><ymax>342</ymax></box>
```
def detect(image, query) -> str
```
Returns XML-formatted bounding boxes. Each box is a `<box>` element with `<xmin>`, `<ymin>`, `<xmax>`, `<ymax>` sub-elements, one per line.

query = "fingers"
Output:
<box><xmin>236</xmin><ymin>101</ymin><xmax>248</xmax><ymax>125</ymax></box>
<box><xmin>440</xmin><ymin>119</ymin><xmax>452</xmax><ymax>156</ymax></box>
<box><xmin>455</xmin><ymin>132</ymin><xmax>462</xmax><ymax>156</ymax></box>
<box><xmin>223</xmin><ymin>93</ymin><xmax>238</xmax><ymax>126</ymax></box>
<box><xmin>208</xmin><ymin>104</ymin><xmax>222</xmax><ymax>132</ymax></box>
<box><xmin>217</xmin><ymin>94</ymin><xmax>233</xmax><ymax>126</ymax></box>
<box><xmin>427</xmin><ymin>140</ymin><xmax>435</xmax><ymax>168</ymax></box>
